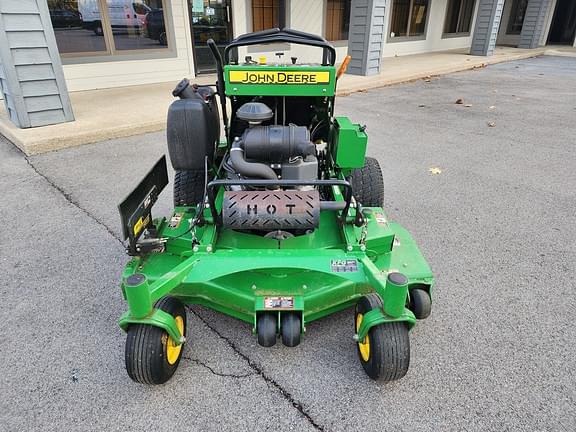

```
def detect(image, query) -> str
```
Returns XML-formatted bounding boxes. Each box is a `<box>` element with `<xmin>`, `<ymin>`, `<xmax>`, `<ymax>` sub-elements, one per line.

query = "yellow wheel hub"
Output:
<box><xmin>166</xmin><ymin>315</ymin><xmax>184</xmax><ymax>365</ymax></box>
<box><xmin>356</xmin><ymin>313</ymin><xmax>370</xmax><ymax>362</ymax></box>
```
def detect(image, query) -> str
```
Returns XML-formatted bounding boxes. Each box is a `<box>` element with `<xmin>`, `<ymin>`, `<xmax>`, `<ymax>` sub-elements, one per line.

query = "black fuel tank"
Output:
<box><xmin>166</xmin><ymin>87</ymin><xmax>220</xmax><ymax>171</ymax></box>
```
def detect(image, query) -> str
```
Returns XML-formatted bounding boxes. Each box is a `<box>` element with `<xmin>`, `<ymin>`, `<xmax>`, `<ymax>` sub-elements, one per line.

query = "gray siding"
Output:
<box><xmin>347</xmin><ymin>0</ymin><xmax>386</xmax><ymax>76</ymax></box>
<box><xmin>470</xmin><ymin>0</ymin><xmax>505</xmax><ymax>56</ymax></box>
<box><xmin>518</xmin><ymin>0</ymin><xmax>551</xmax><ymax>49</ymax></box>
<box><xmin>0</xmin><ymin>0</ymin><xmax>73</xmax><ymax>128</ymax></box>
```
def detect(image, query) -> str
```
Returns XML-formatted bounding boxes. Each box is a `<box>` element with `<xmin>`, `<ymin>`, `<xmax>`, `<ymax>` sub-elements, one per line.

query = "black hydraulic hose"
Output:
<box><xmin>230</xmin><ymin>140</ymin><xmax>277</xmax><ymax>180</ymax></box>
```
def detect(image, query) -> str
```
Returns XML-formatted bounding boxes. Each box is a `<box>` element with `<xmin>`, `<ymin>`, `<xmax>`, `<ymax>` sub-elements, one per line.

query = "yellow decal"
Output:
<box><xmin>133</xmin><ymin>214</ymin><xmax>150</xmax><ymax>236</ymax></box>
<box><xmin>229</xmin><ymin>70</ymin><xmax>330</xmax><ymax>85</ymax></box>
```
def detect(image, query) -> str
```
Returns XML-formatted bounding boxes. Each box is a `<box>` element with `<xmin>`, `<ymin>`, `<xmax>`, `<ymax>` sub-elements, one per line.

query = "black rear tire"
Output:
<box><xmin>174</xmin><ymin>170</ymin><xmax>205</xmax><ymax>206</ymax></box>
<box><xmin>351</xmin><ymin>156</ymin><xmax>384</xmax><ymax>207</ymax></box>
<box><xmin>280</xmin><ymin>312</ymin><xmax>301</xmax><ymax>347</ymax></box>
<box><xmin>355</xmin><ymin>294</ymin><xmax>410</xmax><ymax>381</ymax></box>
<box><xmin>409</xmin><ymin>288</ymin><xmax>432</xmax><ymax>319</ymax></box>
<box><xmin>257</xmin><ymin>313</ymin><xmax>277</xmax><ymax>347</ymax></box>
<box><xmin>125</xmin><ymin>296</ymin><xmax>187</xmax><ymax>384</ymax></box>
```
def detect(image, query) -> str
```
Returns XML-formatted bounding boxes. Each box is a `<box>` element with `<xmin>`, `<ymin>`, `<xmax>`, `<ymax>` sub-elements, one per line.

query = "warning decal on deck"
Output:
<box><xmin>133</xmin><ymin>214</ymin><xmax>150</xmax><ymax>236</ymax></box>
<box><xmin>264</xmin><ymin>296</ymin><xmax>294</xmax><ymax>309</ymax></box>
<box><xmin>331</xmin><ymin>259</ymin><xmax>358</xmax><ymax>273</ymax></box>
<box><xmin>168</xmin><ymin>213</ymin><xmax>183</xmax><ymax>228</ymax></box>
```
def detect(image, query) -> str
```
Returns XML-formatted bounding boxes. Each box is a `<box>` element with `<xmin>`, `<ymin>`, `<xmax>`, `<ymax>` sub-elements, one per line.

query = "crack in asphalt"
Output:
<box><xmin>182</xmin><ymin>356</ymin><xmax>256</xmax><ymax>379</ymax></box>
<box><xmin>23</xmin><ymin>155</ymin><xmax>125</xmax><ymax>248</ymax></box>
<box><xmin>189</xmin><ymin>308</ymin><xmax>326</xmax><ymax>432</ymax></box>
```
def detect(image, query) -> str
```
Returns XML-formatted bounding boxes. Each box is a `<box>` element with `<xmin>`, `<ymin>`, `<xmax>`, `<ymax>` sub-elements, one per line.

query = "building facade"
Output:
<box><xmin>37</xmin><ymin>0</ymin><xmax>576</xmax><ymax>91</ymax></box>
<box><xmin>1</xmin><ymin>0</ymin><xmax>575</xmax><ymax>128</ymax></box>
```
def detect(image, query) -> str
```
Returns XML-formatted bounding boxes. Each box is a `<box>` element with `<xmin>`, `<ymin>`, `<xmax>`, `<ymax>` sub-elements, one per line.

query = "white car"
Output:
<box><xmin>78</xmin><ymin>0</ymin><xmax>151</xmax><ymax>35</ymax></box>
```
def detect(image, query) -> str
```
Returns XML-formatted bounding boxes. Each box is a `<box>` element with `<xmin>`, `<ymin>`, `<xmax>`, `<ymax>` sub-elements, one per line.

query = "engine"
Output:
<box><xmin>222</xmin><ymin>102</ymin><xmax>321</xmax><ymax>232</ymax></box>
<box><xmin>225</xmin><ymin>102</ymin><xmax>318</xmax><ymax>185</ymax></box>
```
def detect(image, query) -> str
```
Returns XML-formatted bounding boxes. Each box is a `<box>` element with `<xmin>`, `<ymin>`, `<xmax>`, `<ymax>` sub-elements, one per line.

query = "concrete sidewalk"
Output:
<box><xmin>2</xmin><ymin>45</ymin><xmax>572</xmax><ymax>155</ymax></box>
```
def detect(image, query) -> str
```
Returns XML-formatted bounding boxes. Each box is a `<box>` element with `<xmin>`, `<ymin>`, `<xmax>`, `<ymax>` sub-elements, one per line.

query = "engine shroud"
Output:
<box><xmin>222</xmin><ymin>190</ymin><xmax>320</xmax><ymax>230</ymax></box>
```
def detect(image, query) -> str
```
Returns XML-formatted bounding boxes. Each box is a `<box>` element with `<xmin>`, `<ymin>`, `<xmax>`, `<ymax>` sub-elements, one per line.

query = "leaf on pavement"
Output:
<box><xmin>429</xmin><ymin>167</ymin><xmax>442</xmax><ymax>175</ymax></box>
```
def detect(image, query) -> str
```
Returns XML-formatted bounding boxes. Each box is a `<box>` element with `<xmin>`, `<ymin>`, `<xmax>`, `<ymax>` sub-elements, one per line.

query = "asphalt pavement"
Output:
<box><xmin>1</xmin><ymin>55</ymin><xmax>575</xmax><ymax>431</ymax></box>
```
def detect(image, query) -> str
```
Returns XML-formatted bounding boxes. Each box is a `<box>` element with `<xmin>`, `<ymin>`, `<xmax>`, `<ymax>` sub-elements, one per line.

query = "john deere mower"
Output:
<box><xmin>118</xmin><ymin>29</ymin><xmax>434</xmax><ymax>384</ymax></box>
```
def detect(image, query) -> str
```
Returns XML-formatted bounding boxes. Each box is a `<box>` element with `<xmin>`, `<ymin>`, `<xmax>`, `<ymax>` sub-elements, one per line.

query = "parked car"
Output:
<box><xmin>143</xmin><ymin>8</ymin><xmax>167</xmax><ymax>45</ymax></box>
<box><xmin>50</xmin><ymin>9</ymin><xmax>83</xmax><ymax>28</ymax></box>
<box><xmin>78</xmin><ymin>0</ymin><xmax>150</xmax><ymax>35</ymax></box>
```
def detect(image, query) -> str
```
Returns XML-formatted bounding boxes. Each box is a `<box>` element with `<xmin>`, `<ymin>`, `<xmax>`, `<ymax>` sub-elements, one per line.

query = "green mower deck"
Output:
<box><xmin>119</xmin><ymin>205</ymin><xmax>433</xmax><ymax>337</ymax></box>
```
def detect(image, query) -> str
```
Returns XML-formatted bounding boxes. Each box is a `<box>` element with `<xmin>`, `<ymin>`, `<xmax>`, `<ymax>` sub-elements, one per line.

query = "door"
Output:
<box><xmin>547</xmin><ymin>0</ymin><xmax>576</xmax><ymax>45</ymax></box>
<box><xmin>189</xmin><ymin>0</ymin><xmax>233</xmax><ymax>74</ymax></box>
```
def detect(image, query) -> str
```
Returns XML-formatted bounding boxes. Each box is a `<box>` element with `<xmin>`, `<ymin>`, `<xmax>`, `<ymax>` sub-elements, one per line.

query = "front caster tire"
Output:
<box><xmin>409</xmin><ymin>288</ymin><xmax>432</xmax><ymax>319</ymax></box>
<box><xmin>355</xmin><ymin>294</ymin><xmax>410</xmax><ymax>381</ymax></box>
<box><xmin>281</xmin><ymin>312</ymin><xmax>301</xmax><ymax>347</ymax></box>
<box><xmin>257</xmin><ymin>312</ymin><xmax>277</xmax><ymax>347</ymax></box>
<box><xmin>125</xmin><ymin>296</ymin><xmax>187</xmax><ymax>384</ymax></box>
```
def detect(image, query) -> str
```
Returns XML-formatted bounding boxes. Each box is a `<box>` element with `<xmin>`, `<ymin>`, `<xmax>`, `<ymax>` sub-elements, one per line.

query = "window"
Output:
<box><xmin>252</xmin><ymin>0</ymin><xmax>286</xmax><ymax>32</ymax></box>
<box><xmin>507</xmin><ymin>0</ymin><xmax>529</xmax><ymax>35</ymax></box>
<box><xmin>390</xmin><ymin>0</ymin><xmax>430</xmax><ymax>39</ymax></box>
<box><xmin>325</xmin><ymin>0</ymin><xmax>351</xmax><ymax>41</ymax></box>
<box><xmin>48</xmin><ymin>0</ymin><xmax>107</xmax><ymax>54</ymax></box>
<box><xmin>443</xmin><ymin>0</ymin><xmax>475</xmax><ymax>35</ymax></box>
<box><xmin>47</xmin><ymin>0</ymin><xmax>171</xmax><ymax>57</ymax></box>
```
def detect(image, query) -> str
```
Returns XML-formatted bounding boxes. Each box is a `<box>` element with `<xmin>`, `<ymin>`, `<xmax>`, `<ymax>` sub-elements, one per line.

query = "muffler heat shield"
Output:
<box><xmin>222</xmin><ymin>190</ymin><xmax>320</xmax><ymax>230</ymax></box>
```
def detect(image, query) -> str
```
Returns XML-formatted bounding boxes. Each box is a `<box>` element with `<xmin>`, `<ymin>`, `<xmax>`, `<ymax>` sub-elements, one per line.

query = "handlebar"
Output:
<box><xmin>223</xmin><ymin>28</ymin><xmax>337</xmax><ymax>66</ymax></box>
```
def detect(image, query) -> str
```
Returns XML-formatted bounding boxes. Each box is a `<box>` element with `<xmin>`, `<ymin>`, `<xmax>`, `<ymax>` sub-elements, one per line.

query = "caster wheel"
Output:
<box><xmin>355</xmin><ymin>294</ymin><xmax>410</xmax><ymax>381</ymax></box>
<box><xmin>125</xmin><ymin>296</ymin><xmax>187</xmax><ymax>384</ymax></box>
<box><xmin>281</xmin><ymin>312</ymin><xmax>301</xmax><ymax>347</ymax></box>
<box><xmin>257</xmin><ymin>312</ymin><xmax>277</xmax><ymax>347</ymax></box>
<box><xmin>409</xmin><ymin>288</ymin><xmax>431</xmax><ymax>319</ymax></box>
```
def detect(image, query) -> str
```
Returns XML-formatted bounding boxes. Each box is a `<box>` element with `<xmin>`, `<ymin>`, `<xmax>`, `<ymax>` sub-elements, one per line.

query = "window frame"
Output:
<box><xmin>442</xmin><ymin>0</ymin><xmax>476</xmax><ymax>39</ymax></box>
<box><xmin>387</xmin><ymin>0</ymin><xmax>432</xmax><ymax>43</ymax></box>
<box><xmin>250</xmin><ymin>0</ymin><xmax>288</xmax><ymax>33</ymax></box>
<box><xmin>49</xmin><ymin>0</ymin><xmax>175</xmax><ymax>64</ymax></box>
<box><xmin>506</xmin><ymin>0</ymin><xmax>529</xmax><ymax>35</ymax></box>
<box><xmin>324</xmin><ymin>0</ymin><xmax>351</xmax><ymax>42</ymax></box>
